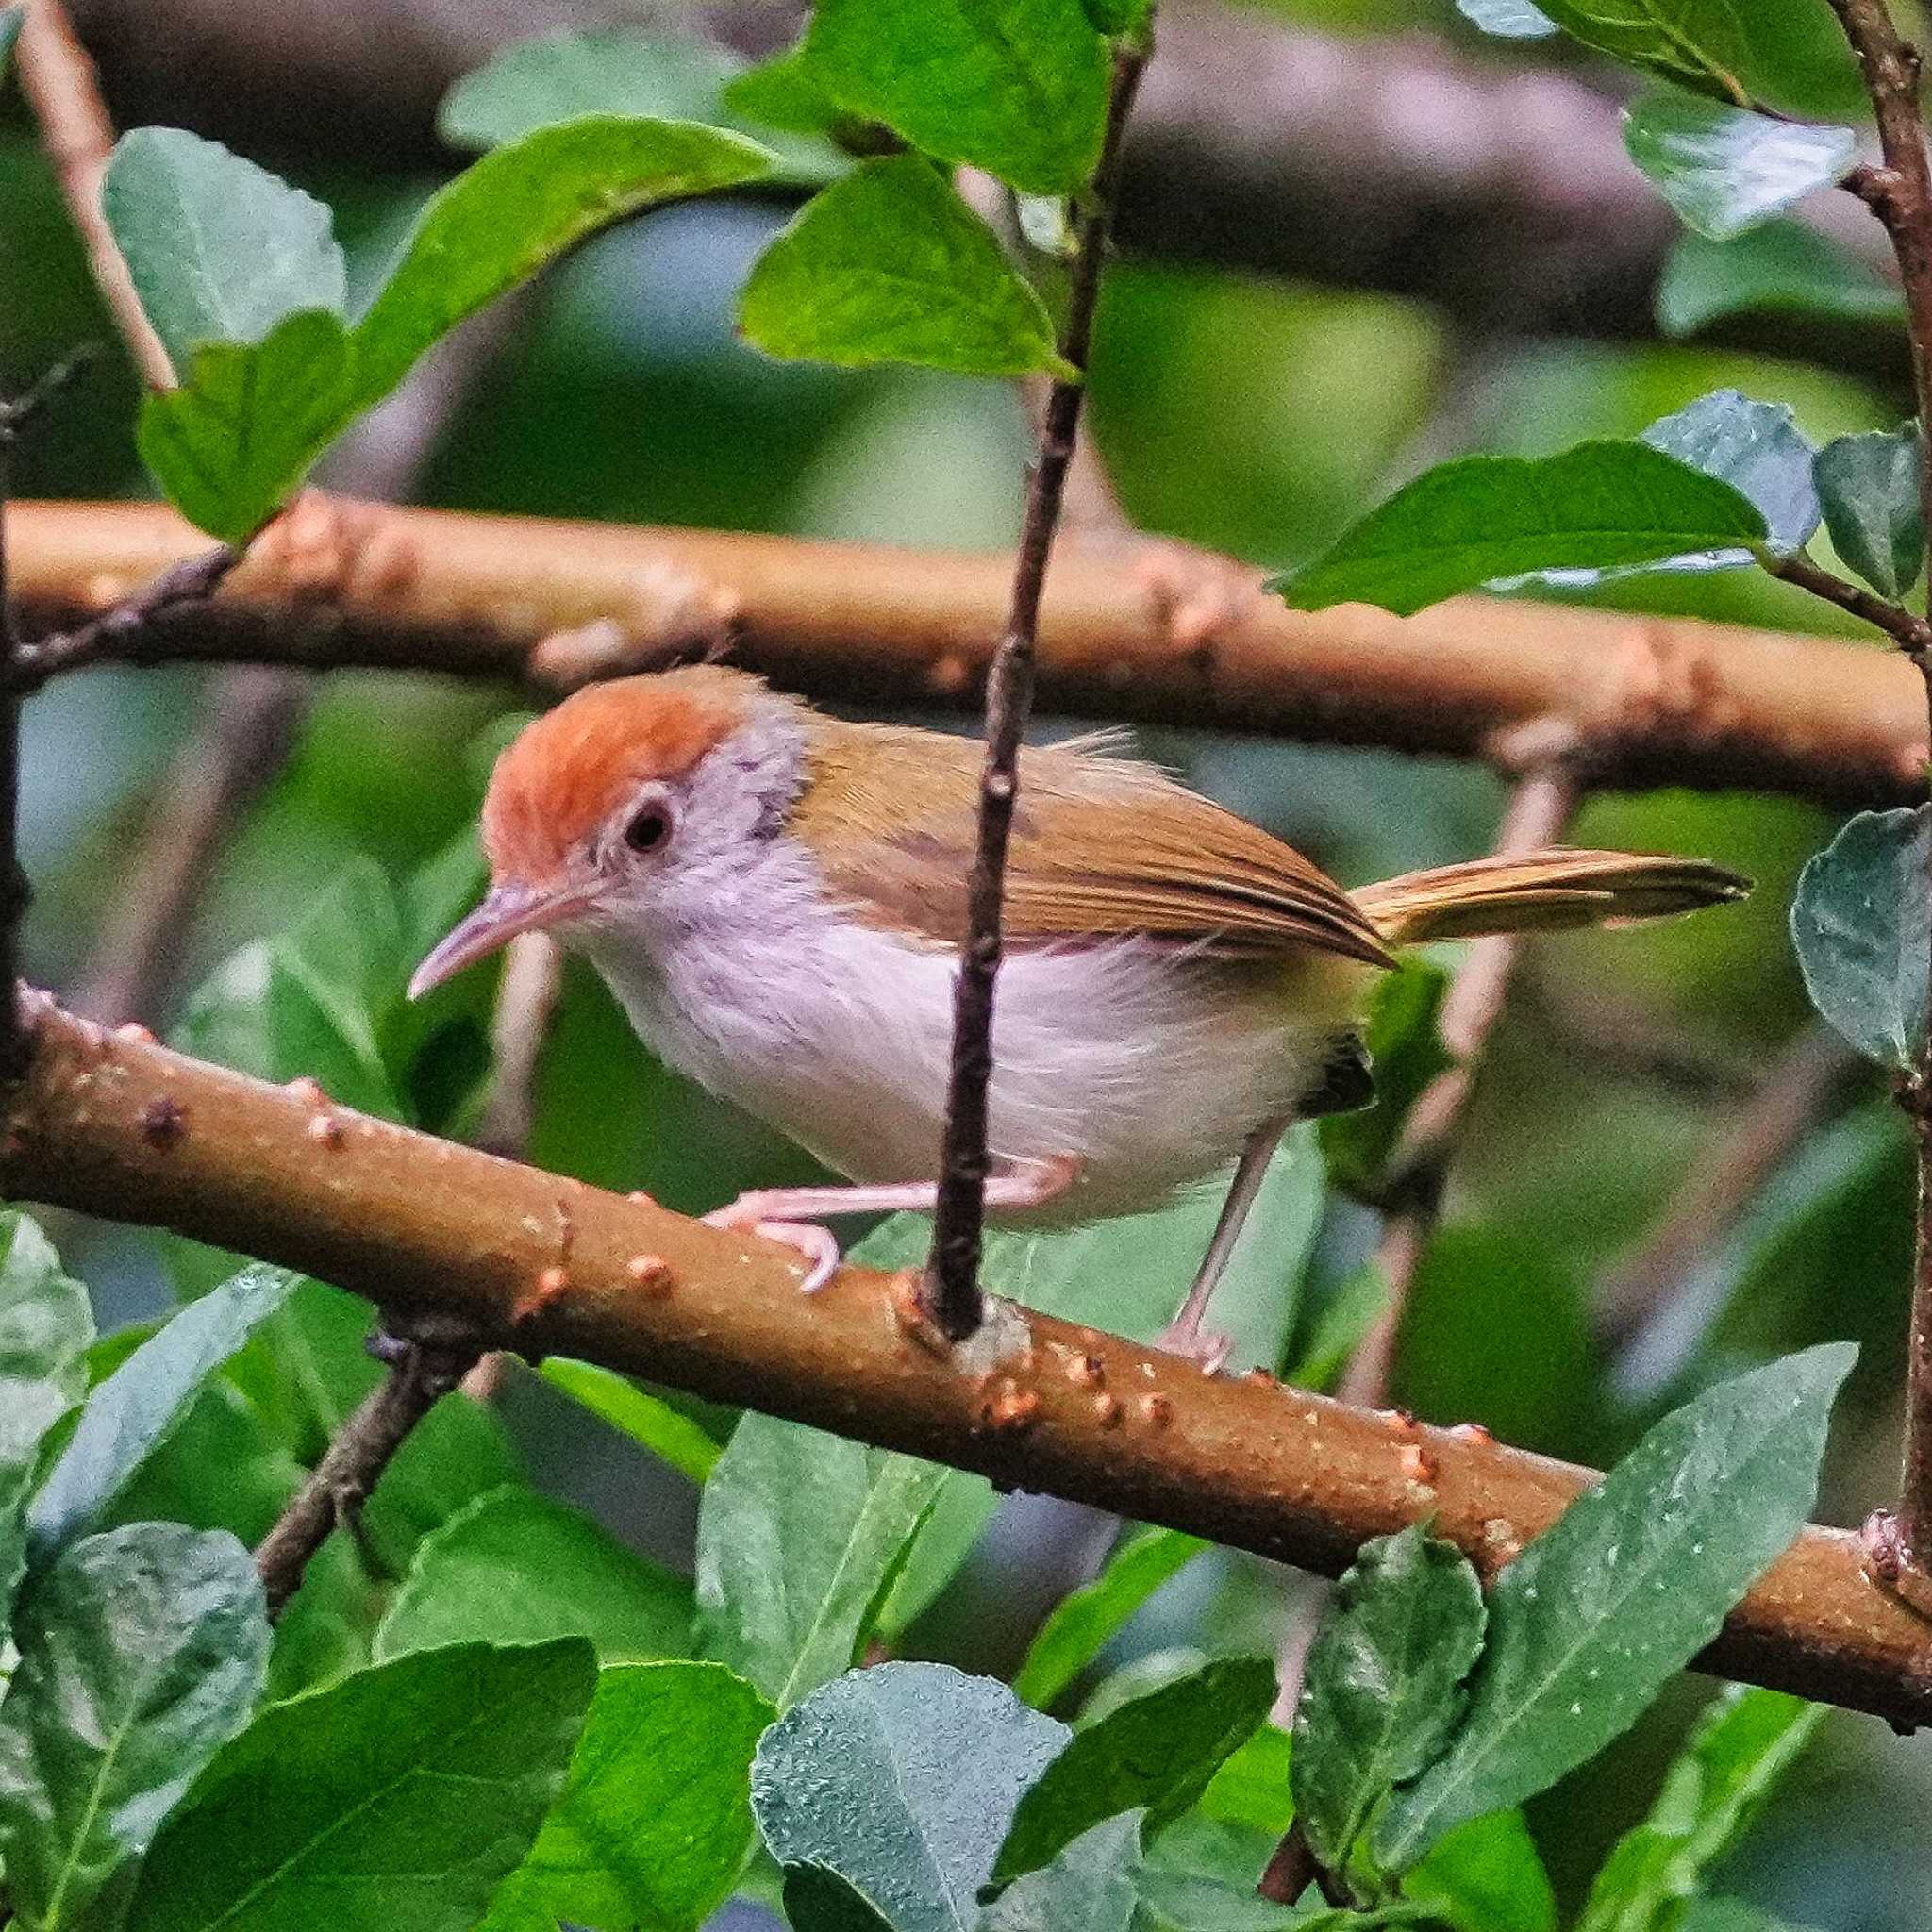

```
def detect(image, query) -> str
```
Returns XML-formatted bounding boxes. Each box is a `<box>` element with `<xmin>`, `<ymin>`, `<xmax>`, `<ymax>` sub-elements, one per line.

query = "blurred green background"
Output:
<box><xmin>6</xmin><ymin>0</ymin><xmax>1928</xmax><ymax>1924</ymax></box>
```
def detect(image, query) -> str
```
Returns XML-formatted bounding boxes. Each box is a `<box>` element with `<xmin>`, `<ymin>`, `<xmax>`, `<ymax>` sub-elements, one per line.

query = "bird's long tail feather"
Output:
<box><xmin>1354</xmin><ymin>849</ymin><xmax>1749</xmax><ymax>947</ymax></box>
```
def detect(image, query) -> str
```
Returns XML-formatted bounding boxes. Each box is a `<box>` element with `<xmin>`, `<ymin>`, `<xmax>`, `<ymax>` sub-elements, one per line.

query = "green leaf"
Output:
<box><xmin>1287</xmin><ymin>1264</ymin><xmax>1391</xmax><ymax>1393</ymax></box>
<box><xmin>1457</xmin><ymin>0</ymin><xmax>1558</xmax><ymax>35</ymax></box>
<box><xmin>376</xmin><ymin>1486</ymin><xmax>692</xmax><ymax>1663</ymax></box>
<box><xmin>102</xmin><ymin>1374</ymin><xmax>308</xmax><ymax>1548</ymax></box>
<box><xmin>27</xmin><ymin>1264</ymin><xmax>296</xmax><ymax>1560</ymax></box>
<box><xmin>102</xmin><ymin>127</ymin><xmax>346</xmax><ymax>371</ymax></box>
<box><xmin>441</xmin><ymin>30</ymin><xmax>845</xmax><ymax>186</ymax></box>
<box><xmin>440</xmin><ymin>30</ymin><xmax>742</xmax><ymax>149</ymax></box>
<box><xmin>740</xmin><ymin>157</ymin><xmax>1072</xmax><ymax>377</ymax></box>
<box><xmin>696</xmin><ymin>1409</ymin><xmax>949</xmax><ymax>1709</ymax></box>
<box><xmin>1790</xmin><ymin>808</ymin><xmax>1932</xmax><ymax>1071</ymax></box>
<box><xmin>1577</xmin><ymin>1686</ymin><xmax>1825</xmax><ymax>1932</ymax></box>
<box><xmin>1641</xmin><ymin>389</ymin><xmax>1818</xmax><ymax>556</ymax></box>
<box><xmin>1273</xmin><ymin>440</ymin><xmax>1766</xmax><ymax>616</ymax></box>
<box><xmin>1320</xmin><ymin>961</ymin><xmax>1449</xmax><ymax>1200</ymax></box>
<box><xmin>1657</xmin><ymin>223</ymin><xmax>1907</xmax><ymax>338</ymax></box>
<box><xmin>1133</xmin><ymin>1868</ymin><xmax>1430</xmax><ymax>1928</ymax></box>
<box><xmin>1197</xmin><ymin>1724</ymin><xmax>1293</xmax><ymax>1836</ymax></box>
<box><xmin>752</xmin><ymin>1662</ymin><xmax>1069</xmax><ymax>1932</ymax></box>
<box><xmin>1531</xmin><ymin>0</ymin><xmax>1754</xmax><ymax>104</ymax></box>
<box><xmin>137</xmin><ymin>308</ymin><xmax>357</xmax><ymax>545</ymax></box>
<box><xmin>0</xmin><ymin>8</ymin><xmax>23</xmax><ymax>84</ymax></box>
<box><xmin>0</xmin><ymin>1524</ymin><xmax>270</xmax><ymax>1932</ymax></box>
<box><xmin>0</xmin><ymin>1214</ymin><xmax>92</xmax><ymax>1617</ymax></box>
<box><xmin>1815</xmin><ymin>427</ymin><xmax>1924</xmax><ymax>600</ymax></box>
<box><xmin>801</xmin><ymin>0</ymin><xmax>1109</xmax><ymax>194</ymax></box>
<box><xmin>175</xmin><ymin>858</ymin><xmax>409</xmax><ymax>1118</ymax></box>
<box><xmin>1402</xmin><ymin>1811</ymin><xmax>1557</xmax><ymax>1932</ymax></box>
<box><xmin>124</xmin><ymin>1639</ymin><xmax>596</xmax><ymax>1932</ymax></box>
<box><xmin>1291</xmin><ymin>1526</ymin><xmax>1487</xmax><ymax>1877</ymax></box>
<box><xmin>1372</xmin><ymin>1344</ymin><xmax>1855</xmax><ymax>1872</ymax></box>
<box><xmin>723</xmin><ymin>47</ymin><xmax>847</xmax><ymax>137</ymax></box>
<box><xmin>783</xmin><ymin>1862</ymin><xmax>899</xmax><ymax>1932</ymax></box>
<box><xmin>997</xmin><ymin>1657</ymin><xmax>1275</xmax><ymax>1882</ymax></box>
<box><xmin>1672</xmin><ymin>1902</ymin><xmax>1821</xmax><ymax>1932</ymax></box>
<box><xmin>1623</xmin><ymin>92</ymin><xmax>1856</xmax><ymax>242</ymax></box>
<box><xmin>540</xmin><ymin>1357</ymin><xmax>722</xmax><ymax>1483</ymax></box>
<box><xmin>495</xmin><ymin>1660</ymin><xmax>773</xmax><ymax>1932</ymax></box>
<box><xmin>351</xmin><ymin>116</ymin><xmax>774</xmax><ymax>413</ymax></box>
<box><xmin>1013</xmin><ymin>1525</ymin><xmax>1208</xmax><ymax>1710</ymax></box>
<box><xmin>1393</xmin><ymin>1228</ymin><xmax>1597</xmax><ymax>1459</ymax></box>
<box><xmin>984</xmin><ymin>1813</ymin><xmax>1143</xmax><ymax>1932</ymax></box>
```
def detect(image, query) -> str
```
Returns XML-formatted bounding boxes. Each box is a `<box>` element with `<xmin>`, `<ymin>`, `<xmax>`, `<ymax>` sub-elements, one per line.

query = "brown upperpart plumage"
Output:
<box><xmin>475</xmin><ymin>665</ymin><xmax>1746</xmax><ymax>966</ymax></box>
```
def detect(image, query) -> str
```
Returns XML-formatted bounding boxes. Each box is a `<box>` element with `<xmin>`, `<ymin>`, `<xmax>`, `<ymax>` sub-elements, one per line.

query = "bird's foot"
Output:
<box><xmin>703</xmin><ymin>1200</ymin><xmax>841</xmax><ymax>1293</ymax></box>
<box><xmin>1155</xmin><ymin>1315</ymin><xmax>1233</xmax><ymax>1376</ymax></box>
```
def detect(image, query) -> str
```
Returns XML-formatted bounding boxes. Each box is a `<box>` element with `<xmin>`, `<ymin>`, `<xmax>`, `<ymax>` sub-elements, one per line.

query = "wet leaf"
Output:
<box><xmin>752</xmin><ymin>1663</ymin><xmax>1067</xmax><ymax>1932</ymax></box>
<box><xmin>1291</xmin><ymin>1526</ymin><xmax>1487</xmax><ymax>1876</ymax></box>
<box><xmin>1373</xmin><ymin>1345</ymin><xmax>1854</xmax><ymax>1870</ymax></box>
<box><xmin>0</xmin><ymin>1524</ymin><xmax>269</xmax><ymax>1932</ymax></box>
<box><xmin>27</xmin><ymin>1264</ymin><xmax>296</xmax><ymax>1560</ymax></box>
<box><xmin>1624</xmin><ymin>92</ymin><xmax>1855</xmax><ymax>241</ymax></box>
<box><xmin>1814</xmin><ymin>427</ymin><xmax>1923</xmax><ymax>600</ymax></box>
<box><xmin>1790</xmin><ymin>808</ymin><xmax>1932</xmax><ymax>1070</ymax></box>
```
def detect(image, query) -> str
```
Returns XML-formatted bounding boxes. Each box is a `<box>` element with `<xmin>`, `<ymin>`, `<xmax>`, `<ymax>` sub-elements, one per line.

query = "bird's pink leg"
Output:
<box><xmin>705</xmin><ymin>1157</ymin><xmax>1081</xmax><ymax>1293</ymax></box>
<box><xmin>1158</xmin><ymin>1115</ymin><xmax>1291</xmax><ymax>1374</ymax></box>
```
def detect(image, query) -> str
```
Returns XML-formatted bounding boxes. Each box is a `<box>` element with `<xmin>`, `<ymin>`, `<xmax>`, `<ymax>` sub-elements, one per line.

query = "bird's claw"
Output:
<box><xmin>703</xmin><ymin>1201</ymin><xmax>841</xmax><ymax>1293</ymax></box>
<box><xmin>1156</xmin><ymin>1319</ymin><xmax>1233</xmax><ymax>1376</ymax></box>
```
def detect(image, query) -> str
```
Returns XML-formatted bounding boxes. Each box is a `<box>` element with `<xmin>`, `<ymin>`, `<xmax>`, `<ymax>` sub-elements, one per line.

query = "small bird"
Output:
<box><xmin>411</xmin><ymin>665</ymin><xmax>1746</xmax><ymax>1364</ymax></box>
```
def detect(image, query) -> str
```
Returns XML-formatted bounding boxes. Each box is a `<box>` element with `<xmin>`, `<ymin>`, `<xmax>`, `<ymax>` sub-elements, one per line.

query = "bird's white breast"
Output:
<box><xmin>585</xmin><ymin>890</ymin><xmax>1347</xmax><ymax>1221</ymax></box>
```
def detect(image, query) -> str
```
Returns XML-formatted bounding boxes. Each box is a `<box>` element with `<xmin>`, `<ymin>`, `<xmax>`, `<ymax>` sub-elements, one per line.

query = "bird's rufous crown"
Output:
<box><xmin>481</xmin><ymin>665</ymin><xmax>759</xmax><ymax>882</ymax></box>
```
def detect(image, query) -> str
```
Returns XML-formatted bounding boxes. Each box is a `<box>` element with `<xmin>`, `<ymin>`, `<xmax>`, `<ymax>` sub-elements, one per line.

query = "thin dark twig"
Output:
<box><xmin>71</xmin><ymin>667</ymin><xmax>308</xmax><ymax>1024</ymax></box>
<box><xmin>1595</xmin><ymin>1024</ymin><xmax>1866</xmax><ymax>1354</ymax></box>
<box><xmin>1822</xmin><ymin>0</ymin><xmax>1932</xmax><ymax>1592</ymax></box>
<box><xmin>925</xmin><ymin>44</ymin><xmax>1148</xmax><ymax>1341</ymax></box>
<box><xmin>1767</xmin><ymin>551</ymin><xmax>1932</xmax><ymax>656</ymax></box>
<box><xmin>13</xmin><ymin>544</ymin><xmax>241</xmax><ymax>692</ymax></box>
<box><xmin>0</xmin><ymin>437</ymin><xmax>25</xmax><ymax>1078</ymax></box>
<box><xmin>1257</xmin><ymin>1824</ymin><xmax>1334</xmax><ymax>1907</ymax></box>
<box><xmin>254</xmin><ymin>1324</ymin><xmax>483</xmax><ymax>1618</ymax></box>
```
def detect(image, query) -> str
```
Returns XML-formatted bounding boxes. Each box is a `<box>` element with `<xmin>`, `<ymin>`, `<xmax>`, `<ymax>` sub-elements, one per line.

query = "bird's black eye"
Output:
<box><xmin>624</xmin><ymin>803</ymin><xmax>672</xmax><ymax>853</ymax></box>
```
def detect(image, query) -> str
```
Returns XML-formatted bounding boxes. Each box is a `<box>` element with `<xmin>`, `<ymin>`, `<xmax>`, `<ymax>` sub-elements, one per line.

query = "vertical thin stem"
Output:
<box><xmin>924</xmin><ymin>43</ymin><xmax>1148</xmax><ymax>1341</ymax></box>
<box><xmin>1828</xmin><ymin>0</ymin><xmax>1932</xmax><ymax>1579</ymax></box>
<box><xmin>0</xmin><ymin>437</ymin><xmax>25</xmax><ymax>1078</ymax></box>
<box><xmin>1904</xmin><ymin>1101</ymin><xmax>1932</xmax><ymax>1567</ymax></box>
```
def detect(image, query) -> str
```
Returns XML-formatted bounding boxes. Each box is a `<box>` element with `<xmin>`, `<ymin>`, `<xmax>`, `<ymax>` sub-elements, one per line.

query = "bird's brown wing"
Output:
<box><xmin>791</xmin><ymin>721</ymin><xmax>1392</xmax><ymax>967</ymax></box>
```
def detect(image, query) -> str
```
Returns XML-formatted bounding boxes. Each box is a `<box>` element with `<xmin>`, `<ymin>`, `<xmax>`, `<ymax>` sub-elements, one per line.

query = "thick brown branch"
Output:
<box><xmin>10</xmin><ymin>498</ymin><xmax>1932</xmax><ymax>808</ymax></box>
<box><xmin>929</xmin><ymin>47</ymin><xmax>1146</xmax><ymax>1341</ymax></box>
<box><xmin>3</xmin><ymin>994</ymin><xmax>1930</xmax><ymax>1725</ymax></box>
<box><xmin>254</xmin><ymin>1324</ymin><xmax>482</xmax><ymax>1617</ymax></box>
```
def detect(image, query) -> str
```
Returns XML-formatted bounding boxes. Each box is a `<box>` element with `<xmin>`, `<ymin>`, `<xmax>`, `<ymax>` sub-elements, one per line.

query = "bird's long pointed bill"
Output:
<box><xmin>408</xmin><ymin>881</ymin><xmax>588</xmax><ymax>999</ymax></box>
